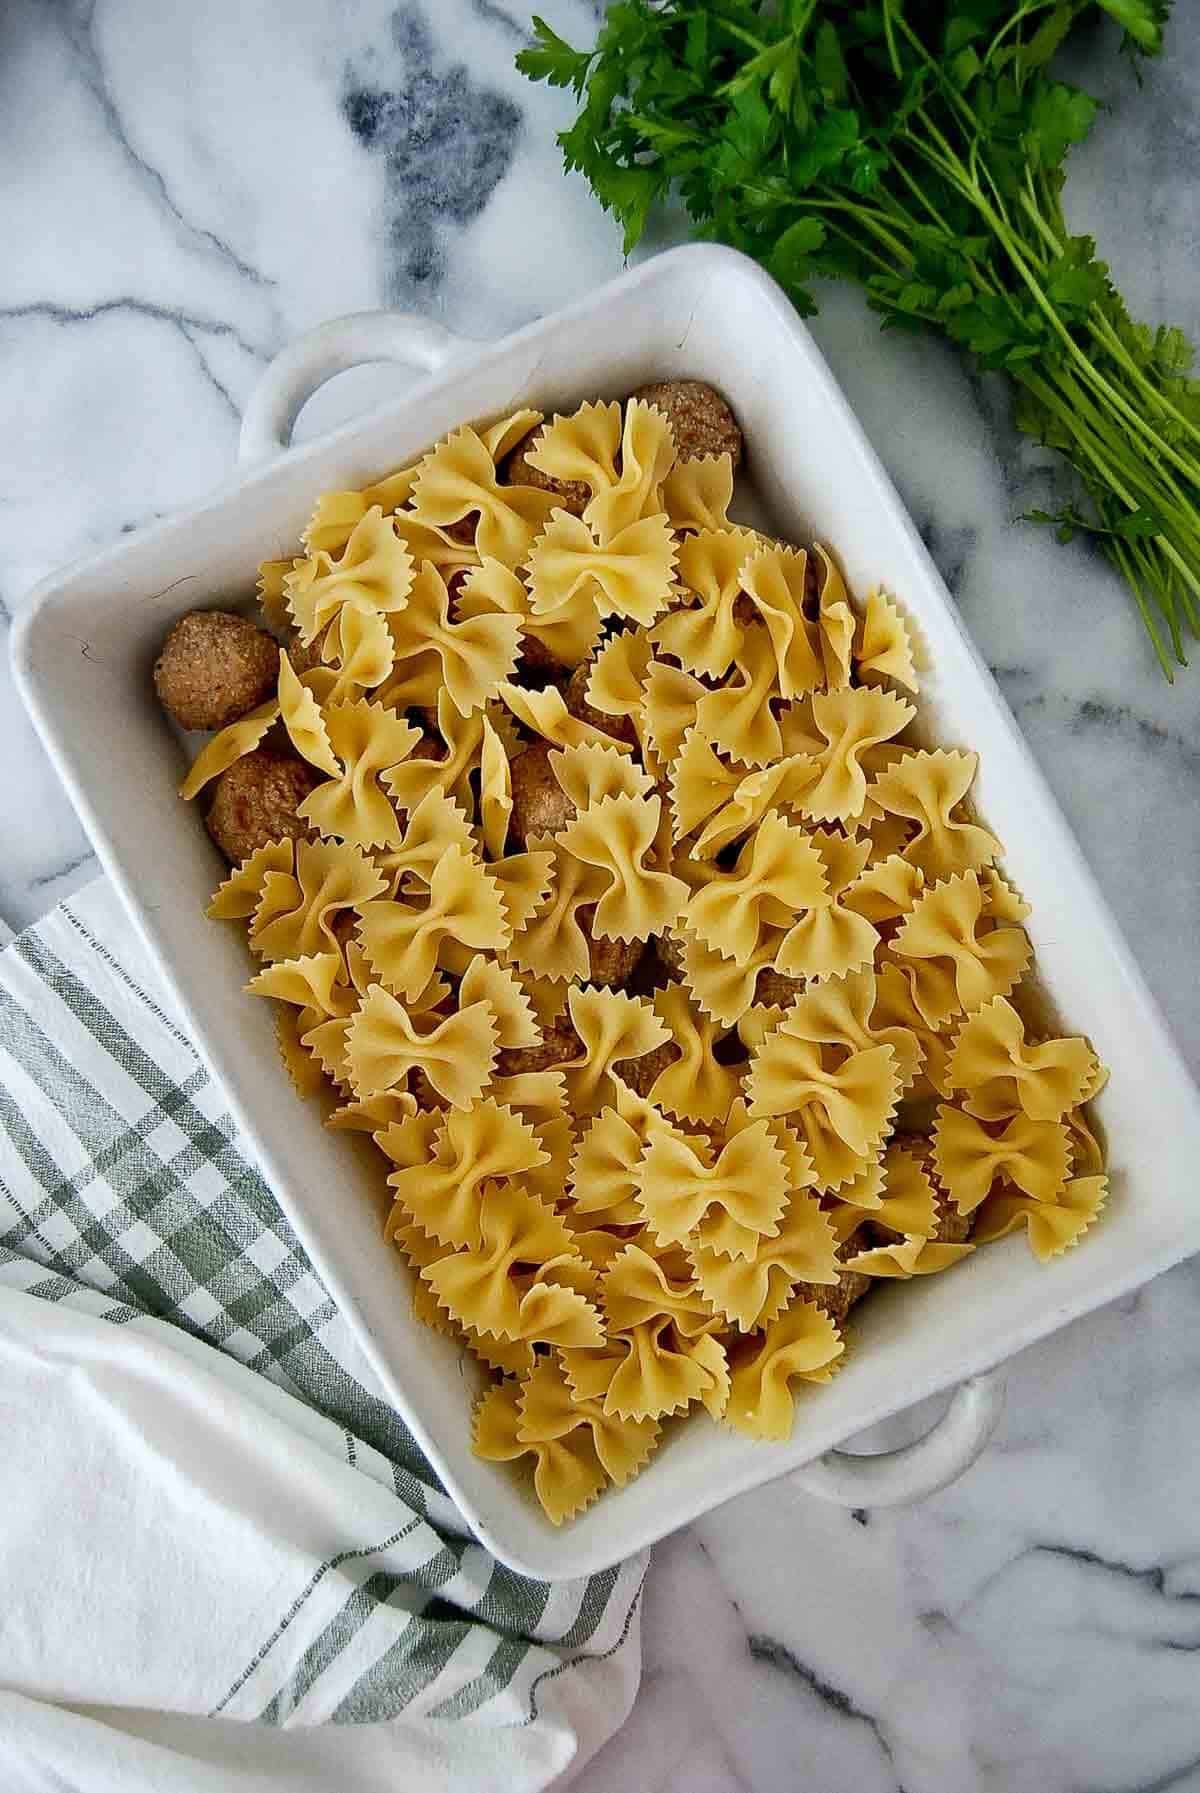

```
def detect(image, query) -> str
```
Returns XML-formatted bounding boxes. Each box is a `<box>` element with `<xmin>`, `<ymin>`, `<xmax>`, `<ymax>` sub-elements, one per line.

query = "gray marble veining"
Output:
<box><xmin>4</xmin><ymin>3</ymin><xmax>1200</xmax><ymax>1788</ymax></box>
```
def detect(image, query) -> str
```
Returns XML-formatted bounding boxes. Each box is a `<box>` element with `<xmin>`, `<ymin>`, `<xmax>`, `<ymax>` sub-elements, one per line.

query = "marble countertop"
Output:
<box><xmin>5</xmin><ymin>2</ymin><xmax>1200</xmax><ymax>1788</ymax></box>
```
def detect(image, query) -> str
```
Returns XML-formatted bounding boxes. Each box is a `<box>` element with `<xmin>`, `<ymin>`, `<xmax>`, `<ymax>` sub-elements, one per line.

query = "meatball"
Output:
<box><xmin>403</xmin><ymin>731</ymin><xmax>447</xmax><ymax>773</ymax></box>
<box><xmin>754</xmin><ymin>966</ymin><xmax>804</xmax><ymax>1010</ymax></box>
<box><xmin>931</xmin><ymin>1190</ymin><xmax>974</xmax><ymax>1246</ymax></box>
<box><xmin>653</xmin><ymin>932</ymin><xmax>688</xmax><ymax>978</ymax></box>
<box><xmin>796</xmin><ymin>1222</ymin><xmax>874</xmax><ymax>1327</ymax></box>
<box><xmin>155</xmin><ymin>609</ymin><xmax>279</xmax><ymax>732</ymax></box>
<box><xmin>613</xmin><ymin>1038</ymin><xmax>675</xmax><ymax>1099</ymax></box>
<box><xmin>286</xmin><ymin>632</ymin><xmax>325</xmax><ymax>677</ymax></box>
<box><xmin>865</xmin><ymin>1136</ymin><xmax>973</xmax><ymax>1248</ymax></box>
<box><xmin>583</xmin><ymin>913</ymin><xmax>645</xmax><ymax>988</ymax></box>
<box><xmin>503</xmin><ymin>437</ymin><xmax>590</xmax><ymax>519</ymax></box>
<box><xmin>629</xmin><ymin>380</ymin><xmax>744</xmax><ymax>470</ymax></box>
<box><xmin>205</xmin><ymin>748</ymin><xmax>320</xmax><ymax>865</ymax></box>
<box><xmin>509</xmin><ymin>741</ymin><xmax>575</xmax><ymax>842</ymax></box>
<box><xmin>497</xmin><ymin>1022</ymin><xmax>580</xmax><ymax>1078</ymax></box>
<box><xmin>410</xmin><ymin>1068</ymin><xmax>449</xmax><ymax>1112</ymax></box>
<box><xmin>513</xmin><ymin>642</ymin><xmax>569</xmax><ymax>682</ymax></box>
<box><xmin>564</xmin><ymin>662</ymin><xmax>638</xmax><ymax>747</ymax></box>
<box><xmin>808</xmin><ymin>1268</ymin><xmax>873</xmax><ymax>1328</ymax></box>
<box><xmin>444</xmin><ymin>516</ymin><xmax>478</xmax><ymax>546</ymax></box>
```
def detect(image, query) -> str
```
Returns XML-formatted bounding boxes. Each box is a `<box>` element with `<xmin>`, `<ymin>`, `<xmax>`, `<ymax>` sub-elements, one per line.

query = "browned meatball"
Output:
<box><xmin>410</xmin><ymin>1068</ymin><xmax>450</xmax><ymax>1111</ymax></box>
<box><xmin>629</xmin><ymin>380</ymin><xmax>744</xmax><ymax>470</ymax></box>
<box><xmin>511</xmin><ymin>648</ymin><xmax>572</xmax><ymax>690</ymax></box>
<box><xmin>730</xmin><ymin>545</ymin><xmax>818</xmax><ymax>630</ymax></box>
<box><xmin>856</xmin><ymin>1179</ymin><xmax>973</xmax><ymax>1255</ymax></box>
<box><xmin>509</xmin><ymin>741</ymin><xmax>575</xmax><ymax>842</ymax></box>
<box><xmin>497</xmin><ymin>1022</ymin><xmax>581</xmax><ymax>1077</ymax></box>
<box><xmin>564</xmin><ymin>662</ymin><xmax>638</xmax><ymax>747</ymax></box>
<box><xmin>931</xmin><ymin>1190</ymin><xmax>974</xmax><ymax>1246</ymax></box>
<box><xmin>329</xmin><ymin>912</ymin><xmax>358</xmax><ymax>949</ymax></box>
<box><xmin>863</xmin><ymin>1135</ymin><xmax>973</xmax><ymax>1247</ymax></box>
<box><xmin>155</xmin><ymin>610</ymin><xmax>279</xmax><ymax>732</ymax></box>
<box><xmin>516</xmin><ymin>635</ymin><xmax>570</xmax><ymax>677</ymax></box>
<box><xmin>796</xmin><ymin>1221</ymin><xmax>874</xmax><ymax>1327</ymax></box>
<box><xmin>613</xmin><ymin>1038</ymin><xmax>676</xmax><ymax>1098</ymax></box>
<box><xmin>286</xmin><ymin>632</ymin><xmax>325</xmax><ymax>677</ymax></box>
<box><xmin>583</xmin><ymin>913</ymin><xmax>645</xmax><ymax>988</ymax></box>
<box><xmin>205</xmin><ymin>748</ymin><xmax>320</xmax><ymax>865</ymax></box>
<box><xmin>409</xmin><ymin>731</ymin><xmax>447</xmax><ymax>766</ymax></box>
<box><xmin>653</xmin><ymin>932</ymin><xmax>688</xmax><ymax>978</ymax></box>
<box><xmin>807</xmin><ymin>1268</ymin><xmax>873</xmax><ymax>1328</ymax></box>
<box><xmin>503</xmin><ymin>438</ymin><xmax>590</xmax><ymax>519</ymax></box>
<box><xmin>754</xmin><ymin>966</ymin><xmax>804</xmax><ymax>1010</ymax></box>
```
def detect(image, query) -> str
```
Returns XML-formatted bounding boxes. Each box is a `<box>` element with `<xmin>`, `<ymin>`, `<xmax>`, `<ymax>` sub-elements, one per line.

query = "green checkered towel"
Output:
<box><xmin>0</xmin><ymin>879</ymin><xmax>643</xmax><ymax>1793</ymax></box>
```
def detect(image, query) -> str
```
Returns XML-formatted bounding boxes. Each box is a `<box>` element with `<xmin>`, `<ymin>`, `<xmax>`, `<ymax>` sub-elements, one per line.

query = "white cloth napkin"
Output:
<box><xmin>0</xmin><ymin>879</ymin><xmax>644</xmax><ymax>1793</ymax></box>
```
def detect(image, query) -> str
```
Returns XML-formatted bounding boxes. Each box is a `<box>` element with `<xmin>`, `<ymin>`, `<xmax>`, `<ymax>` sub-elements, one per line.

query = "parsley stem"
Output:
<box><xmin>1142</xmin><ymin>543</ymin><xmax>1189</xmax><ymax>663</ymax></box>
<box><xmin>713</xmin><ymin>18</ymin><xmax>767</xmax><ymax>55</ymax></box>
<box><xmin>1089</xmin><ymin>311</ymin><xmax>1200</xmax><ymax>460</ymax></box>
<box><xmin>1071</xmin><ymin>428</ymin><xmax>1200</xmax><ymax>604</ymax></box>
<box><xmin>1131</xmin><ymin>536</ymin><xmax>1187</xmax><ymax>665</ymax></box>
<box><xmin>894</xmin><ymin>122</ymin><xmax>976</xmax><ymax>203</ymax></box>
<box><xmin>1147</xmin><ymin>542</ymin><xmax>1200</xmax><ymax>635</ymax></box>
<box><xmin>1110</xmin><ymin>539</ymin><xmax>1176</xmax><ymax>678</ymax></box>
<box><xmin>880</xmin><ymin>0</ymin><xmax>903</xmax><ymax>82</ymax></box>
<box><xmin>886</xmin><ymin>151</ymin><xmax>963</xmax><ymax>244</ymax></box>
<box><xmin>1020</xmin><ymin>366</ymin><xmax>1200</xmax><ymax>626</ymax></box>
<box><xmin>811</xmin><ymin>177</ymin><xmax>921</xmax><ymax>242</ymax></box>
<box><xmin>796</xmin><ymin>195</ymin><xmax>913</xmax><ymax>264</ymax></box>
<box><xmin>1047</xmin><ymin>365</ymin><xmax>1200</xmax><ymax>548</ymax></box>
<box><xmin>1021</xmin><ymin>373</ymin><xmax>1145</xmax><ymax>513</ymax></box>
<box><xmin>1019</xmin><ymin>176</ymin><xmax>1063</xmax><ymax>262</ymax></box>
<box><xmin>819</xmin><ymin>216</ymin><xmax>908</xmax><ymax>284</ymax></box>
<box><xmin>525</xmin><ymin>0</ymin><xmax>1198</xmax><ymax>675</ymax></box>
<box><xmin>953</xmin><ymin>184</ymin><xmax>1200</xmax><ymax>494</ymax></box>
<box><xmin>831</xmin><ymin>102</ymin><xmax>1200</xmax><ymax>646</ymax></box>
<box><xmin>1015</xmin><ymin>176</ymin><xmax>1200</xmax><ymax>461</ymax></box>
<box><xmin>890</xmin><ymin>13</ymin><xmax>987</xmax><ymax>142</ymax></box>
<box><xmin>982</xmin><ymin>0</ymin><xmax>1058</xmax><ymax>70</ymax></box>
<box><xmin>976</xmin><ymin>157</ymin><xmax>1019</xmax><ymax>235</ymax></box>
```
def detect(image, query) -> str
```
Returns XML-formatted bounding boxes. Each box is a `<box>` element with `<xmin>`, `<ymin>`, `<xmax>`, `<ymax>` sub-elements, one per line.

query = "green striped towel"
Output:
<box><xmin>0</xmin><ymin>879</ymin><xmax>644</xmax><ymax>1793</ymax></box>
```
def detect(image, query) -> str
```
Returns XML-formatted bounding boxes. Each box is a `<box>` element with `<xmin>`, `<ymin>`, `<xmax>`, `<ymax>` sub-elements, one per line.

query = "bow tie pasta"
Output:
<box><xmin>159</xmin><ymin>381</ymin><xmax>1110</xmax><ymax>1526</ymax></box>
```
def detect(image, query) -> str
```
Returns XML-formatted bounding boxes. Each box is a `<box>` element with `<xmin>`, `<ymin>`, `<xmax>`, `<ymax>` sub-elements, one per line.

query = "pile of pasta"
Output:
<box><xmin>181</xmin><ymin>395</ymin><xmax>1109</xmax><ymax>1525</ymax></box>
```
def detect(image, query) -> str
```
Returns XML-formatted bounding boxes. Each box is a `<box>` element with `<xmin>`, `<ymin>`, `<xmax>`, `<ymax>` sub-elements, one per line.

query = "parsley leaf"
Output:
<box><xmin>516</xmin><ymin>17</ymin><xmax>593</xmax><ymax>93</ymax></box>
<box><xmin>520</xmin><ymin>0</ymin><xmax>1199</xmax><ymax>678</ymax></box>
<box><xmin>1026</xmin><ymin>81</ymin><xmax>1098</xmax><ymax>167</ymax></box>
<box><xmin>1097</xmin><ymin>0</ymin><xmax>1169</xmax><ymax>50</ymax></box>
<box><xmin>1045</xmin><ymin>237</ymin><xmax>1112</xmax><ymax>316</ymax></box>
<box><xmin>769</xmin><ymin>216</ymin><xmax>829</xmax><ymax>288</ymax></box>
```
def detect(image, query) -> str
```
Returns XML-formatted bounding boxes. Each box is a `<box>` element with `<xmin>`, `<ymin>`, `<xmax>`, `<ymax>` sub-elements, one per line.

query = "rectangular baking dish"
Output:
<box><xmin>15</xmin><ymin>245</ymin><xmax>1200</xmax><ymax>1580</ymax></box>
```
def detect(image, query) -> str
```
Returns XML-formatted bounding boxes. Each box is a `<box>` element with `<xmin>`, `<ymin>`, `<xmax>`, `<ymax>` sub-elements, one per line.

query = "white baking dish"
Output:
<box><xmin>14</xmin><ymin>245</ymin><xmax>1200</xmax><ymax>1580</ymax></box>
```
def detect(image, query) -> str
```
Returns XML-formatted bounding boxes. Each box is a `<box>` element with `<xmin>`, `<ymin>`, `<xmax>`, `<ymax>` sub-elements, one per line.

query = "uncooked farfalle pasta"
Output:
<box><xmin>153</xmin><ymin>379</ymin><xmax>1111</xmax><ymax>1527</ymax></box>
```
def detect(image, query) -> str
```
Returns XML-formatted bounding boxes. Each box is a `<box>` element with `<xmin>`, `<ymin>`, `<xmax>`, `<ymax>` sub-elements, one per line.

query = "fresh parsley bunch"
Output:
<box><xmin>518</xmin><ymin>0</ymin><xmax>1199</xmax><ymax>679</ymax></box>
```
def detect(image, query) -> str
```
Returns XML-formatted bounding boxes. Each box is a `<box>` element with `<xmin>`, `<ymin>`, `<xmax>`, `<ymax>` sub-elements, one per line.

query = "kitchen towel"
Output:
<box><xmin>0</xmin><ymin>877</ymin><xmax>644</xmax><ymax>1793</ymax></box>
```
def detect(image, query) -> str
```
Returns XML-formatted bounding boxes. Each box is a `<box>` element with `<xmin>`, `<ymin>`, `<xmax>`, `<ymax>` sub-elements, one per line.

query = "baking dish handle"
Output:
<box><xmin>238</xmin><ymin>310</ymin><xmax>472</xmax><ymax>464</ymax></box>
<box><xmin>789</xmin><ymin>1372</ymin><xmax>1005</xmax><ymax>1508</ymax></box>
